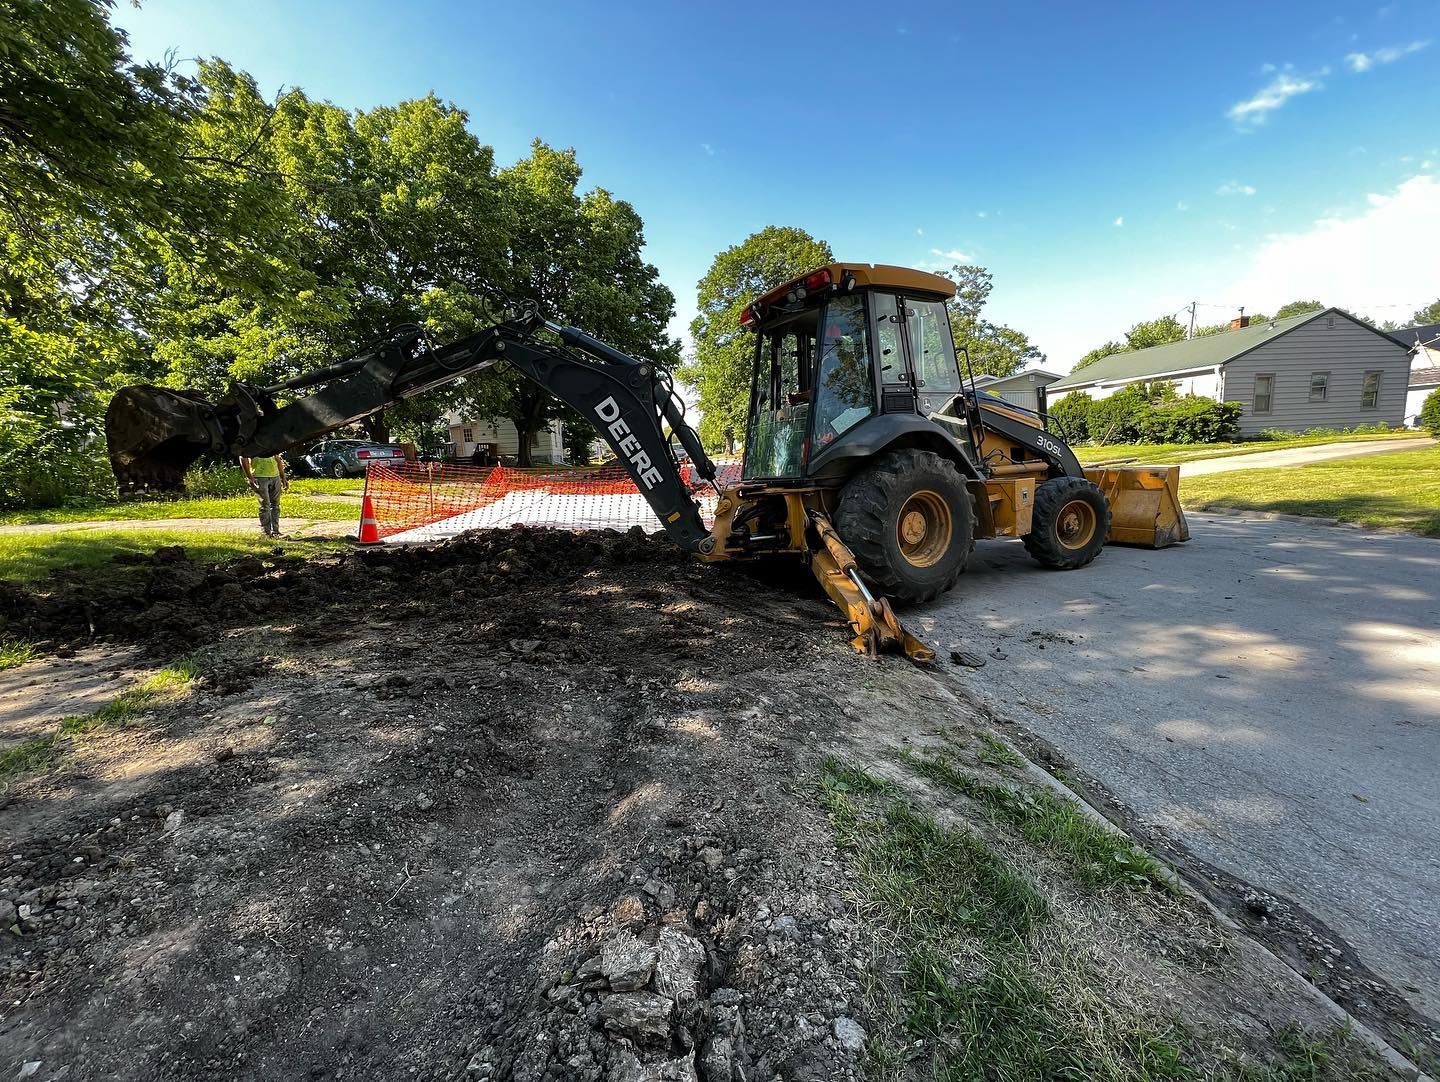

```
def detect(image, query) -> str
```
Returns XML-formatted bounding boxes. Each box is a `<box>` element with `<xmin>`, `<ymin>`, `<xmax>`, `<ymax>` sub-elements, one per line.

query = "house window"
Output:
<box><xmin>1361</xmin><ymin>371</ymin><xmax>1381</xmax><ymax>409</ymax></box>
<box><xmin>462</xmin><ymin>427</ymin><xmax>475</xmax><ymax>442</ymax></box>
<box><xmin>1308</xmin><ymin>372</ymin><xmax>1329</xmax><ymax>402</ymax></box>
<box><xmin>1253</xmin><ymin>374</ymin><xmax>1274</xmax><ymax>414</ymax></box>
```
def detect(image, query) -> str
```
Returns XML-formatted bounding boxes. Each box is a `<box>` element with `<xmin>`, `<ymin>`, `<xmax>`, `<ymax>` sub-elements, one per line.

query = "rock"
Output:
<box><xmin>18</xmin><ymin>1063</ymin><xmax>41</xmax><ymax>1080</ymax></box>
<box><xmin>949</xmin><ymin>647</ymin><xmax>987</xmax><ymax>668</ymax></box>
<box><xmin>652</xmin><ymin>927</ymin><xmax>706</xmax><ymax>1007</ymax></box>
<box><xmin>596</xmin><ymin>990</ymin><xmax>674</xmax><ymax>1043</ymax></box>
<box><xmin>416</xmin><ymin>794</ymin><xmax>435</xmax><ymax>812</ymax></box>
<box><xmin>697</xmin><ymin>847</ymin><xmax>724</xmax><ymax>869</ymax></box>
<box><xmin>610</xmin><ymin>1050</ymin><xmax>698</xmax><ymax>1082</ymax></box>
<box><xmin>832</xmin><ymin>1016</ymin><xmax>867</xmax><ymax>1053</ymax></box>
<box><xmin>213</xmin><ymin>746</ymin><xmax>235</xmax><ymax>763</ymax></box>
<box><xmin>601</xmin><ymin>930</ymin><xmax>657</xmax><ymax>992</ymax></box>
<box><xmin>700</xmin><ymin>1036</ymin><xmax>740</xmax><ymax>1082</ymax></box>
<box><xmin>162</xmin><ymin>810</ymin><xmax>185</xmax><ymax>834</ymax></box>
<box><xmin>772</xmin><ymin>916</ymin><xmax>801</xmax><ymax>942</ymax></box>
<box><xmin>0</xmin><ymin>899</ymin><xmax>16</xmax><ymax>930</ymax></box>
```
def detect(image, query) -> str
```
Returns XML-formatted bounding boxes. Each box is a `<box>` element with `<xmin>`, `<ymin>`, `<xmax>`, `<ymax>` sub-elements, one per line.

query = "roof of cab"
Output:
<box><xmin>747</xmin><ymin>263</ymin><xmax>956</xmax><ymax>313</ymax></box>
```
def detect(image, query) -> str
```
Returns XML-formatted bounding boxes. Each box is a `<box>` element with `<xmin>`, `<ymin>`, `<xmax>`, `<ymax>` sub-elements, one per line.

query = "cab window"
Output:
<box><xmin>904</xmin><ymin>297</ymin><xmax>961</xmax><ymax>394</ymax></box>
<box><xmin>744</xmin><ymin>310</ymin><xmax>816</xmax><ymax>479</ymax></box>
<box><xmin>872</xmin><ymin>293</ymin><xmax>906</xmax><ymax>385</ymax></box>
<box><xmin>812</xmin><ymin>295</ymin><xmax>875</xmax><ymax>448</ymax></box>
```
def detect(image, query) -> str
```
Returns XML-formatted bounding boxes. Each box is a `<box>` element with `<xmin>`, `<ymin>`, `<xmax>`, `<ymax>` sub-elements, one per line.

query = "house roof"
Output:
<box><xmin>1410</xmin><ymin>366</ymin><xmax>1440</xmax><ymax>389</ymax></box>
<box><xmin>1051</xmin><ymin>310</ymin><xmax>1333</xmax><ymax>390</ymax></box>
<box><xmin>1392</xmin><ymin>322</ymin><xmax>1440</xmax><ymax>349</ymax></box>
<box><xmin>979</xmin><ymin>367</ymin><xmax>1063</xmax><ymax>389</ymax></box>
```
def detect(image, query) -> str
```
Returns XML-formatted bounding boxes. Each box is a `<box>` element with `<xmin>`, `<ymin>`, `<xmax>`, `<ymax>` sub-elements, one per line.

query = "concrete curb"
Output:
<box><xmin>926</xmin><ymin>670</ymin><xmax>1433</xmax><ymax>1082</ymax></box>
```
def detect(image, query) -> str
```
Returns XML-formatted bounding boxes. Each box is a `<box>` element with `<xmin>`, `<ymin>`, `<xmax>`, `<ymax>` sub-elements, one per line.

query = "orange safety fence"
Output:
<box><xmin>361</xmin><ymin>459</ymin><xmax>744</xmax><ymax>542</ymax></box>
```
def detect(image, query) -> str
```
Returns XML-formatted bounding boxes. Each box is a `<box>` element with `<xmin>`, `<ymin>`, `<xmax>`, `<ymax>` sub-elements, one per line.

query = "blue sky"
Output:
<box><xmin>115</xmin><ymin>1</ymin><xmax>1440</xmax><ymax>371</ymax></box>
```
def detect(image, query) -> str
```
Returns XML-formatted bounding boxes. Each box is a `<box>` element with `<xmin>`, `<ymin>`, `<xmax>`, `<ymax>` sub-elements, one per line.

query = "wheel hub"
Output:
<box><xmin>1056</xmin><ymin>498</ymin><xmax>1098</xmax><ymax>549</ymax></box>
<box><xmin>900</xmin><ymin>510</ymin><xmax>928</xmax><ymax>546</ymax></box>
<box><xmin>895</xmin><ymin>490</ymin><xmax>953</xmax><ymax>568</ymax></box>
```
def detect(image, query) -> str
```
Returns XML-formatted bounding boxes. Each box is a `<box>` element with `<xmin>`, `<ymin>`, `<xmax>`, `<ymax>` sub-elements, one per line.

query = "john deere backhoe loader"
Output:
<box><xmin>107</xmin><ymin>263</ymin><xmax>1187</xmax><ymax>660</ymax></box>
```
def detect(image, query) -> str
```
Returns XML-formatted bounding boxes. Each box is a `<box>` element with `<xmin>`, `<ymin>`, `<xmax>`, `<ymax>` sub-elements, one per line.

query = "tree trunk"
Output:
<box><xmin>511</xmin><ymin>389</ymin><xmax>548</xmax><ymax>468</ymax></box>
<box><xmin>361</xmin><ymin>412</ymin><xmax>390</xmax><ymax>443</ymax></box>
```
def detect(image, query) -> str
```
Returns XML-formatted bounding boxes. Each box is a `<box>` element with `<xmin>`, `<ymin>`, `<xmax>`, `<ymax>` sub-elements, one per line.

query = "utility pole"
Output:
<box><xmin>1186</xmin><ymin>301</ymin><xmax>1197</xmax><ymax>339</ymax></box>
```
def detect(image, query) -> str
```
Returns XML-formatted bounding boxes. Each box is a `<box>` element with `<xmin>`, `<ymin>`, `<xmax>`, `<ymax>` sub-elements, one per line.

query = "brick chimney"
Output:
<box><xmin>1229</xmin><ymin>314</ymin><xmax>1250</xmax><ymax>330</ymax></box>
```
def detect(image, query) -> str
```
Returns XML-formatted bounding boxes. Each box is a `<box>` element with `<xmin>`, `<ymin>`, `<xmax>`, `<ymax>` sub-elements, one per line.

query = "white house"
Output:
<box><xmin>443</xmin><ymin>412</ymin><xmax>566</xmax><ymax>463</ymax></box>
<box><xmin>1393</xmin><ymin>322</ymin><xmax>1440</xmax><ymax>427</ymax></box>
<box><xmin>1049</xmin><ymin>309</ymin><xmax>1412</xmax><ymax>436</ymax></box>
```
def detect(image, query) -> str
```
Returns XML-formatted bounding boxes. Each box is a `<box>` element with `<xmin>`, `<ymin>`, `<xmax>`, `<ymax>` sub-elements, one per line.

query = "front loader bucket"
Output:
<box><xmin>1084</xmin><ymin>465</ymin><xmax>1190</xmax><ymax>548</ymax></box>
<box><xmin>105</xmin><ymin>385</ymin><xmax>226</xmax><ymax>494</ymax></box>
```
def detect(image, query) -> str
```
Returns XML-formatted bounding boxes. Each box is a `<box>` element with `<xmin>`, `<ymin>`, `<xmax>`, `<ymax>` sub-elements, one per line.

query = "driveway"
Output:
<box><xmin>1178</xmin><ymin>436</ymin><xmax>1434</xmax><ymax>476</ymax></box>
<box><xmin>911</xmin><ymin>514</ymin><xmax>1440</xmax><ymax>1018</ymax></box>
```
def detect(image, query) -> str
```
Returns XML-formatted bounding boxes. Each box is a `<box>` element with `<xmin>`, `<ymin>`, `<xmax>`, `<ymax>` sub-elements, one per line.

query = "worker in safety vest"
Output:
<box><xmin>239</xmin><ymin>454</ymin><xmax>288</xmax><ymax>537</ymax></box>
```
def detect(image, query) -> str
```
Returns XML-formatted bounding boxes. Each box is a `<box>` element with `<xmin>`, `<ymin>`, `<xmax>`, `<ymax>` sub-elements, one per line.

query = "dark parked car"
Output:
<box><xmin>294</xmin><ymin>439</ymin><xmax>408</xmax><ymax>478</ymax></box>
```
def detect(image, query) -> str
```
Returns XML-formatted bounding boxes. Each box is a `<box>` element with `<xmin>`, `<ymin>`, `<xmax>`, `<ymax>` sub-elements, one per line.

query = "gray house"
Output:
<box><xmin>1049</xmin><ymin>308</ymin><xmax>1411</xmax><ymax>436</ymax></box>
<box><xmin>970</xmin><ymin>368</ymin><xmax>1063</xmax><ymax>412</ymax></box>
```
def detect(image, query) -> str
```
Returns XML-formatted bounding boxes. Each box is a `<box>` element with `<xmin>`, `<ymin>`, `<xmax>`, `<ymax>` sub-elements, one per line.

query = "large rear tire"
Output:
<box><xmin>836</xmin><ymin>448</ymin><xmax>974</xmax><ymax>605</ymax></box>
<box><xmin>1023</xmin><ymin>476</ymin><xmax>1111</xmax><ymax>569</ymax></box>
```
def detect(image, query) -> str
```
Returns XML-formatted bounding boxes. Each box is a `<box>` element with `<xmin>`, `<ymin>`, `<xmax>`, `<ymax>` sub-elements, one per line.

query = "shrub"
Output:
<box><xmin>183</xmin><ymin>465</ymin><xmax>250</xmax><ymax>497</ymax></box>
<box><xmin>0</xmin><ymin>438</ymin><xmax>116</xmax><ymax>511</ymax></box>
<box><xmin>1134</xmin><ymin>397</ymin><xmax>1242</xmax><ymax>444</ymax></box>
<box><xmin>1086</xmin><ymin>384</ymin><xmax>1152</xmax><ymax>443</ymax></box>
<box><xmin>1422</xmin><ymin>387</ymin><xmax>1440</xmax><ymax>436</ymax></box>
<box><xmin>1048</xmin><ymin>392</ymin><xmax>1092</xmax><ymax>443</ymax></box>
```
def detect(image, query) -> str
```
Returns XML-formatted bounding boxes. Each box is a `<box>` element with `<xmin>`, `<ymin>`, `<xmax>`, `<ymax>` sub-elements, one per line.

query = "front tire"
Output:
<box><xmin>1023</xmin><ymin>476</ymin><xmax>1111</xmax><ymax>569</ymax></box>
<box><xmin>330</xmin><ymin>461</ymin><xmax>348</xmax><ymax>479</ymax></box>
<box><xmin>836</xmin><ymin>449</ymin><xmax>975</xmax><ymax>605</ymax></box>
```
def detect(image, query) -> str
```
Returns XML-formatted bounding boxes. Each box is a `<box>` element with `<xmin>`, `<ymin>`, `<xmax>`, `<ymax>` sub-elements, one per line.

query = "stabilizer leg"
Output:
<box><xmin>806</xmin><ymin>510</ymin><xmax>934</xmax><ymax>663</ymax></box>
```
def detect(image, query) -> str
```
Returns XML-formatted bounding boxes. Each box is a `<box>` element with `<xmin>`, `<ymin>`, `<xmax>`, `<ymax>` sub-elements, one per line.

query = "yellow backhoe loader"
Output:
<box><xmin>106</xmin><ymin>263</ymin><xmax>1187</xmax><ymax>660</ymax></box>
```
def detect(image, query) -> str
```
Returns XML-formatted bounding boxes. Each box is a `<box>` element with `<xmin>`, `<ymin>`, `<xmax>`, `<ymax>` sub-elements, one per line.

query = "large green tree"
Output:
<box><xmin>464</xmin><ymin>141</ymin><xmax>678</xmax><ymax>464</ymax></box>
<box><xmin>941</xmin><ymin>264</ymin><xmax>1040</xmax><ymax>378</ymax></box>
<box><xmin>1411</xmin><ymin>299</ymin><xmax>1440</xmax><ymax>325</ymax></box>
<box><xmin>681</xmin><ymin>226</ymin><xmax>832</xmax><ymax>450</ymax></box>
<box><xmin>1273</xmin><ymin>299</ymin><xmax>1324</xmax><ymax>319</ymax></box>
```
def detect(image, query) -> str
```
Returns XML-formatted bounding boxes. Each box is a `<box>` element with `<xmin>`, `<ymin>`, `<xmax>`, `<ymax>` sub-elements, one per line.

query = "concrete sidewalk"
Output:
<box><xmin>1179</xmin><ymin>436</ymin><xmax>1433</xmax><ymax>476</ymax></box>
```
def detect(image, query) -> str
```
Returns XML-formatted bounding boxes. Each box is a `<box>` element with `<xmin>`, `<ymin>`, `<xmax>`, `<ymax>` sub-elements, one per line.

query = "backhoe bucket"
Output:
<box><xmin>105</xmin><ymin>385</ymin><xmax>225</xmax><ymax>494</ymax></box>
<box><xmin>1084</xmin><ymin>465</ymin><xmax>1190</xmax><ymax>548</ymax></box>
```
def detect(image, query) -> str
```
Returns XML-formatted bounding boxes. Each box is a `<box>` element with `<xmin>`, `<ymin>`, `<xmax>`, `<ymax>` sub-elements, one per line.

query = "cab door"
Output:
<box><xmin>870</xmin><ymin>293</ymin><xmax>915</xmax><ymax>414</ymax></box>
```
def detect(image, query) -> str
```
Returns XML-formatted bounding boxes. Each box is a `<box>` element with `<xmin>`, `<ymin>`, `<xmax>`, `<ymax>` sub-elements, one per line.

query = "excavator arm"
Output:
<box><xmin>107</xmin><ymin>303</ymin><xmax>719</xmax><ymax>553</ymax></box>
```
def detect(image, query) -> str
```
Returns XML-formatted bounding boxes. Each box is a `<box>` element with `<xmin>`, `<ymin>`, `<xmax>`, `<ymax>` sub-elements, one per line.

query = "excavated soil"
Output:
<box><xmin>0</xmin><ymin>530</ymin><xmax>1416</xmax><ymax>1081</ymax></box>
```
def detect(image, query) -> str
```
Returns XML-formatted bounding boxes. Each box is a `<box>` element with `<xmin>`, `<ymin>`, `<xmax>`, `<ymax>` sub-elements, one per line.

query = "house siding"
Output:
<box><xmin>444</xmin><ymin>417</ymin><xmax>565</xmax><ymax>462</ymax></box>
<box><xmin>1222</xmin><ymin>314</ymin><xmax>1410</xmax><ymax>435</ymax></box>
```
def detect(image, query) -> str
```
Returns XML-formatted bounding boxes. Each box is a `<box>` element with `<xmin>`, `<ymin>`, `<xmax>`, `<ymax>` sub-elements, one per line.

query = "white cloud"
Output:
<box><xmin>1228</xmin><ymin>173</ymin><xmax>1440</xmax><ymax>317</ymax></box>
<box><xmin>976</xmin><ymin>211</ymin><xmax>988</xmax><ymax>219</ymax></box>
<box><xmin>1346</xmin><ymin>39</ymin><xmax>1429</xmax><ymax>71</ymax></box>
<box><xmin>1176</xmin><ymin>201</ymin><xmax>1190</xmax><ymax>211</ymax></box>
<box><xmin>929</xmin><ymin>247</ymin><xmax>971</xmax><ymax>262</ymax></box>
<box><xmin>915</xmin><ymin>227</ymin><xmax>924</xmax><ymax>236</ymax></box>
<box><xmin>1228</xmin><ymin>69</ymin><xmax>1323</xmax><ymax>127</ymax></box>
<box><xmin>700</xmin><ymin>142</ymin><xmax>714</xmax><ymax>156</ymax></box>
<box><xmin>1113</xmin><ymin>216</ymin><xmax>1125</xmax><ymax>227</ymax></box>
<box><xmin>1216</xmin><ymin>181</ymin><xmax>1257</xmax><ymax>196</ymax></box>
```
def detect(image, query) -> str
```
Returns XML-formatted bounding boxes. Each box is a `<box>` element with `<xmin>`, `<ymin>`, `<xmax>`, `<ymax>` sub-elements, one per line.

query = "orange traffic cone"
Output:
<box><xmin>358</xmin><ymin>495</ymin><xmax>382</xmax><ymax>545</ymax></box>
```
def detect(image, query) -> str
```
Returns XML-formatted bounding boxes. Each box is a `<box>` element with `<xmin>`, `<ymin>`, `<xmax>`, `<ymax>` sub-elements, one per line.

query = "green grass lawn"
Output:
<box><xmin>1076</xmin><ymin>429</ymin><xmax>1429</xmax><ymax>466</ymax></box>
<box><xmin>0</xmin><ymin>489</ymin><xmax>360</xmax><ymax>526</ymax></box>
<box><xmin>1180</xmin><ymin>446</ymin><xmax>1440</xmax><ymax>536</ymax></box>
<box><xmin>0</xmin><ymin>529</ymin><xmax>348</xmax><ymax>582</ymax></box>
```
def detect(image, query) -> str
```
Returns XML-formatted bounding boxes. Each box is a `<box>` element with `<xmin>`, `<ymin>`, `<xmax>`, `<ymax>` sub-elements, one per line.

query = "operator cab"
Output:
<box><xmin>740</xmin><ymin>264</ymin><xmax>967</xmax><ymax>482</ymax></box>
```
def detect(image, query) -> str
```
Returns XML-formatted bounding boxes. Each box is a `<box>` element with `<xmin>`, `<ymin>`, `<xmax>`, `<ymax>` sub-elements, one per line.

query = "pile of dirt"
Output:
<box><xmin>1</xmin><ymin>529</ymin><xmax>880</xmax><ymax>1081</ymax></box>
<box><xmin>0</xmin><ymin>526</ymin><xmax>677</xmax><ymax>658</ymax></box>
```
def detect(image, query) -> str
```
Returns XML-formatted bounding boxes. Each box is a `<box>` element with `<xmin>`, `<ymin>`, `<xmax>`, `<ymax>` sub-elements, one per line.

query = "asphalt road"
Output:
<box><xmin>912</xmin><ymin>513</ymin><xmax>1440</xmax><ymax>1018</ymax></box>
